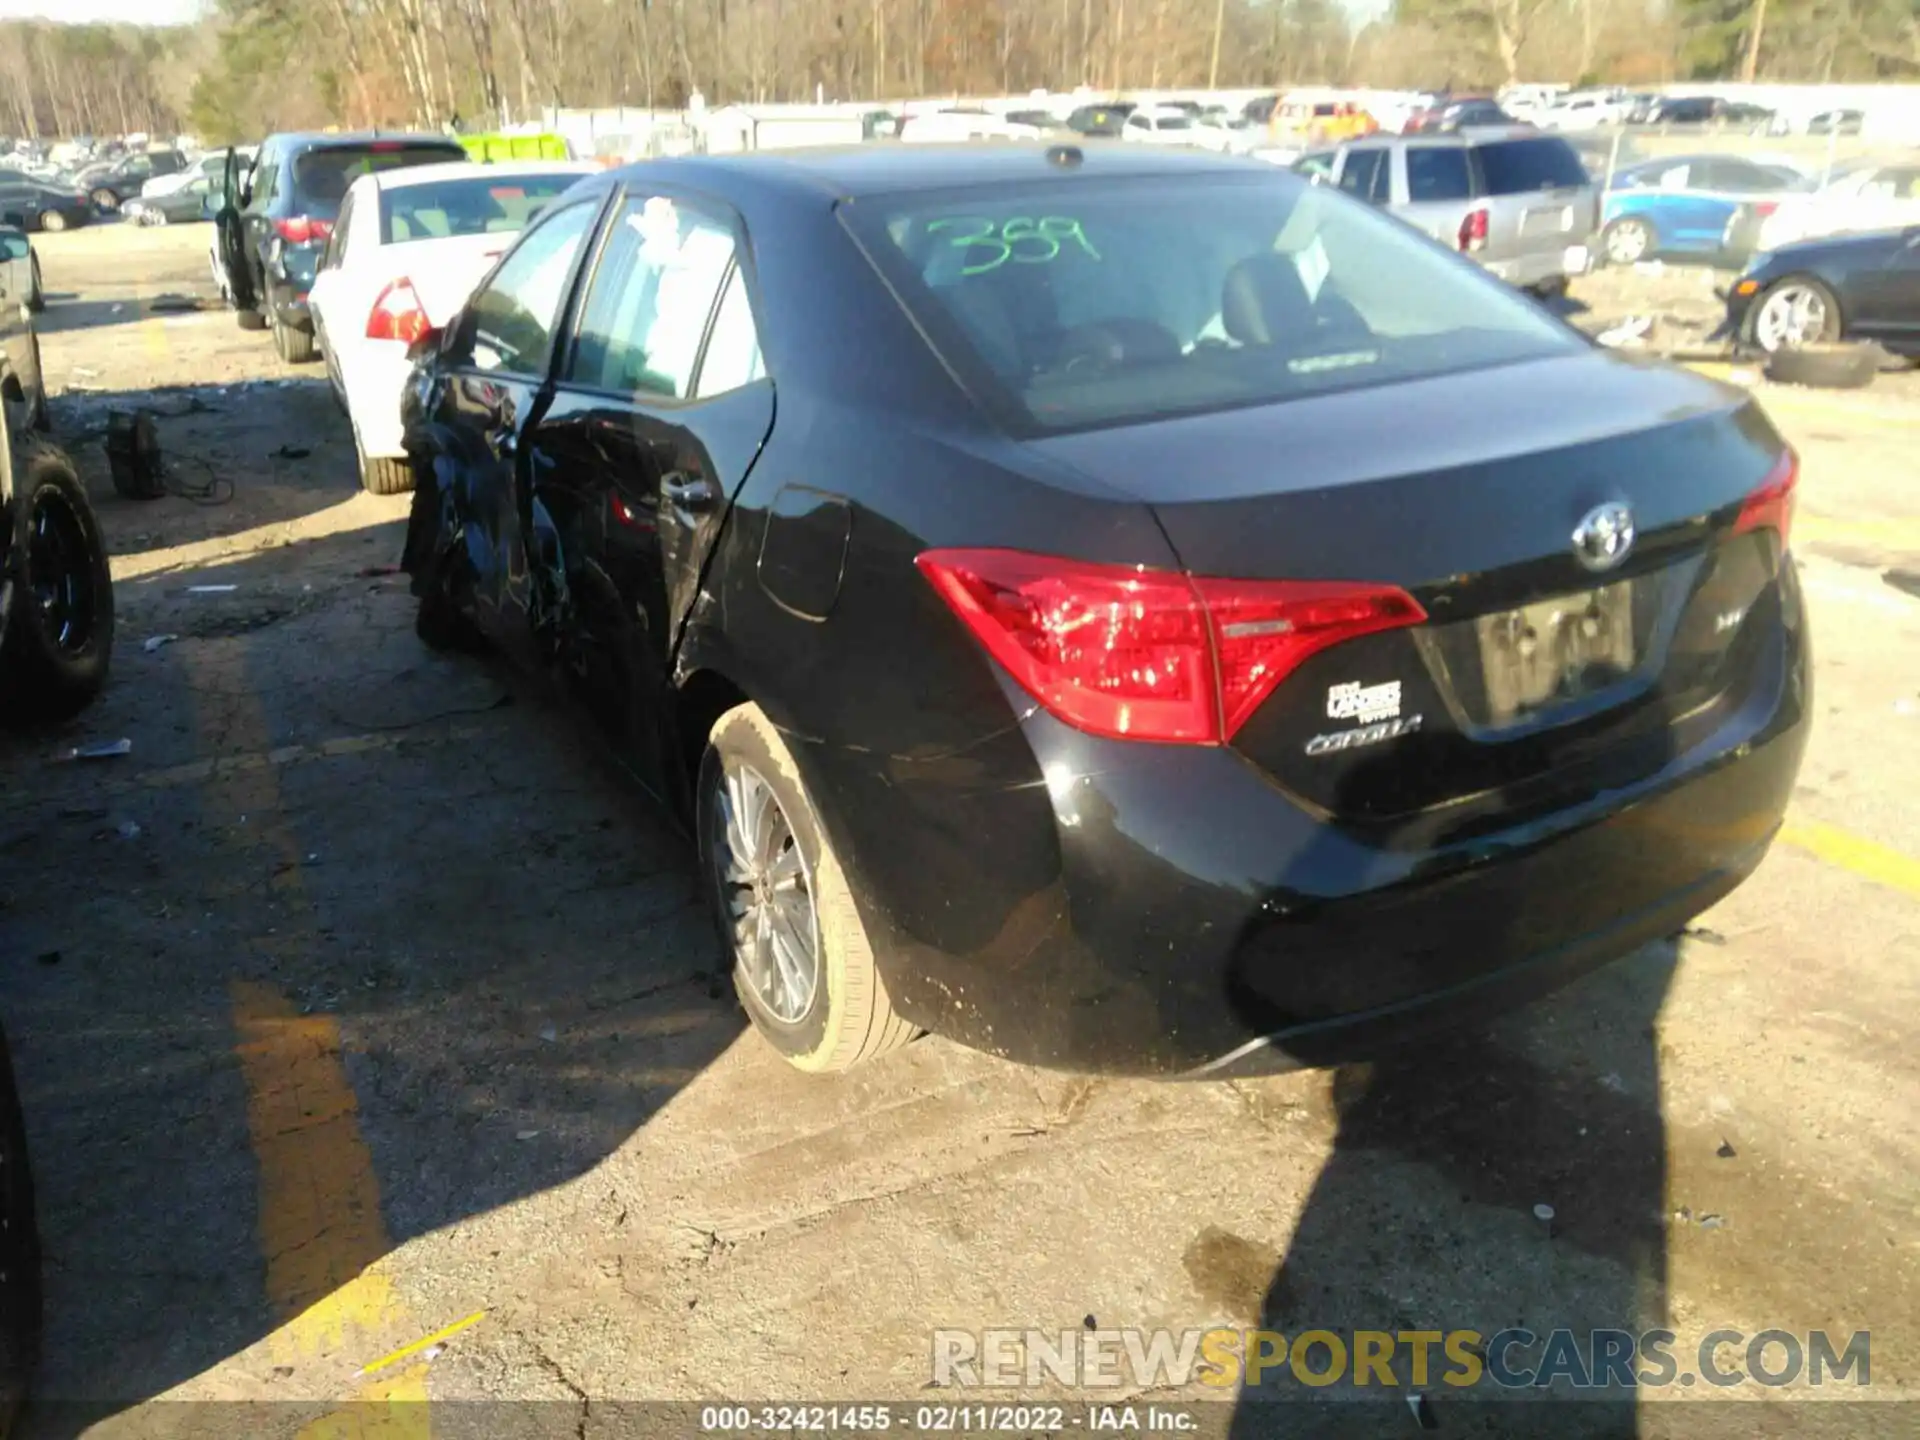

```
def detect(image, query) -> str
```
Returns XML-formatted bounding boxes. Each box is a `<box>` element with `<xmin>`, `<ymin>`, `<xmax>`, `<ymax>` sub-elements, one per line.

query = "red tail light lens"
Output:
<box><xmin>1732</xmin><ymin>448</ymin><xmax>1798</xmax><ymax>548</ymax></box>
<box><xmin>273</xmin><ymin>215</ymin><xmax>333</xmax><ymax>245</ymax></box>
<box><xmin>1753</xmin><ymin>201</ymin><xmax>1779</xmax><ymax>218</ymax></box>
<box><xmin>366</xmin><ymin>277</ymin><xmax>431</xmax><ymax>344</ymax></box>
<box><xmin>1458</xmin><ymin>207</ymin><xmax>1490</xmax><ymax>253</ymax></box>
<box><xmin>915</xmin><ymin>548</ymin><xmax>1426</xmax><ymax>745</ymax></box>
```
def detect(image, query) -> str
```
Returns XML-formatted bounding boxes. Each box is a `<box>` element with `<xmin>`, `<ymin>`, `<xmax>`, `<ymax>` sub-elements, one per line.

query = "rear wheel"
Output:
<box><xmin>36</xmin><ymin>211</ymin><xmax>65</xmax><ymax>234</ymax></box>
<box><xmin>236</xmin><ymin>309</ymin><xmax>267</xmax><ymax>332</ymax></box>
<box><xmin>89</xmin><ymin>188</ymin><xmax>117</xmax><ymax>213</ymax></box>
<box><xmin>0</xmin><ymin>449</ymin><xmax>115</xmax><ymax>727</ymax></box>
<box><xmin>1601</xmin><ymin>216</ymin><xmax>1654</xmax><ymax>266</ymax></box>
<box><xmin>699</xmin><ymin>702</ymin><xmax>918</xmax><ymax>1073</ymax></box>
<box><xmin>272</xmin><ymin>314</ymin><xmax>316</xmax><ymax>364</ymax></box>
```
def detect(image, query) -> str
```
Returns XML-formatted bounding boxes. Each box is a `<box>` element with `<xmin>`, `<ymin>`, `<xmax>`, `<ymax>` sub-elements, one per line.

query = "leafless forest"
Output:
<box><xmin>1</xmin><ymin>0</ymin><xmax>1917</xmax><ymax>142</ymax></box>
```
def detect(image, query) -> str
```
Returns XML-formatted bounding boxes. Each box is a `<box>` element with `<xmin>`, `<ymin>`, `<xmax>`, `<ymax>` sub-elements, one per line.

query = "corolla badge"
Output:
<box><xmin>1572</xmin><ymin>502</ymin><xmax>1635</xmax><ymax>573</ymax></box>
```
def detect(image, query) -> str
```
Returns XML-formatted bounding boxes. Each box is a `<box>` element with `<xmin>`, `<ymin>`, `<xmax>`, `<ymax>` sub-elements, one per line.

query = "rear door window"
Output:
<box><xmin>293</xmin><ymin>143</ymin><xmax>465</xmax><ymax>215</ymax></box>
<box><xmin>1472</xmin><ymin>137</ymin><xmax>1589</xmax><ymax>195</ymax></box>
<box><xmin>1337</xmin><ymin>148</ymin><xmax>1388</xmax><ymax>203</ymax></box>
<box><xmin>459</xmin><ymin>199</ymin><xmax>600</xmax><ymax>379</ymax></box>
<box><xmin>566</xmin><ymin>194</ymin><xmax>738</xmax><ymax>399</ymax></box>
<box><xmin>1406</xmin><ymin>148</ymin><xmax>1473</xmax><ymax>202</ymax></box>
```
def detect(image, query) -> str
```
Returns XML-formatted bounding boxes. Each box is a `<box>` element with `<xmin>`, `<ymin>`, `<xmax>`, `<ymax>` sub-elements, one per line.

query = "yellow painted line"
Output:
<box><xmin>357</xmin><ymin>1310</ymin><xmax>488</xmax><ymax>1378</ymax></box>
<box><xmin>1782</xmin><ymin>819</ymin><xmax>1920</xmax><ymax>902</ymax></box>
<box><xmin>182</xmin><ymin>640</ymin><xmax>435</xmax><ymax>1434</ymax></box>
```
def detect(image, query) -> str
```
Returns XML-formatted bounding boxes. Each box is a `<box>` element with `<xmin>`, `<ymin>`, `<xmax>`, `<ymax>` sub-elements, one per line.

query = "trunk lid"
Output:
<box><xmin>381</xmin><ymin>233</ymin><xmax>517</xmax><ymax>327</ymax></box>
<box><xmin>1032</xmin><ymin>350</ymin><xmax>1789</xmax><ymax>835</ymax></box>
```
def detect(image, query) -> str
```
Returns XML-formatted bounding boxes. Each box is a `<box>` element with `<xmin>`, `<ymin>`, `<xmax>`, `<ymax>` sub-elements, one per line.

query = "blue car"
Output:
<box><xmin>1599</xmin><ymin>154</ymin><xmax>1812</xmax><ymax>266</ymax></box>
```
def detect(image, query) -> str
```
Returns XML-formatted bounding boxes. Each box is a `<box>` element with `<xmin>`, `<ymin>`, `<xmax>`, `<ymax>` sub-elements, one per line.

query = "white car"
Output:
<box><xmin>1758</xmin><ymin>160</ymin><xmax>1920</xmax><ymax>251</ymax></box>
<box><xmin>308</xmin><ymin>160</ymin><xmax>598</xmax><ymax>494</ymax></box>
<box><xmin>1122</xmin><ymin>105</ymin><xmax>1216</xmax><ymax>147</ymax></box>
<box><xmin>1537</xmin><ymin>93</ymin><xmax>1622</xmax><ymax>132</ymax></box>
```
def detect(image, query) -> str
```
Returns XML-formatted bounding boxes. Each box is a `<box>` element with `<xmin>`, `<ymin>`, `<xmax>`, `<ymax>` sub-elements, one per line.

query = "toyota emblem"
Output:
<box><xmin>1572</xmin><ymin>503</ymin><xmax>1635</xmax><ymax>573</ymax></box>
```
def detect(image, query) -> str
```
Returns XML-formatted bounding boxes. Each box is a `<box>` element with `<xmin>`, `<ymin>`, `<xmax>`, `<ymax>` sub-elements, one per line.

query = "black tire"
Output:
<box><xmin>698</xmin><ymin>702</ymin><xmax>919</xmax><ymax>1073</ymax></box>
<box><xmin>236</xmin><ymin>309</ymin><xmax>267</xmax><ymax>332</ymax></box>
<box><xmin>0</xmin><ymin>448</ymin><xmax>115</xmax><ymax>727</ymax></box>
<box><xmin>272</xmin><ymin>315</ymin><xmax>316</xmax><ymax>364</ymax></box>
<box><xmin>36</xmin><ymin>211</ymin><xmax>65</xmax><ymax>234</ymax></box>
<box><xmin>361</xmin><ymin>454</ymin><xmax>414</xmax><ymax>496</ymax></box>
<box><xmin>1763</xmin><ymin>342</ymin><xmax>1879</xmax><ymax>390</ymax></box>
<box><xmin>0</xmin><ymin>1023</ymin><xmax>43</xmax><ymax>1432</ymax></box>
<box><xmin>25</xmin><ymin>256</ymin><xmax>42</xmax><ymax>314</ymax></box>
<box><xmin>89</xmin><ymin>188</ymin><xmax>118</xmax><ymax>212</ymax></box>
<box><xmin>1600</xmin><ymin>216</ymin><xmax>1654</xmax><ymax>267</ymax></box>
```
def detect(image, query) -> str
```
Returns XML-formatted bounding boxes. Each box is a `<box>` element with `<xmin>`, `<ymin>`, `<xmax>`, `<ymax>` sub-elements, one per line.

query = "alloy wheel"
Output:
<box><xmin>1604</xmin><ymin>221</ymin><xmax>1650</xmax><ymax>265</ymax></box>
<box><xmin>1754</xmin><ymin>284</ymin><xmax>1828</xmax><ymax>353</ymax></box>
<box><xmin>710</xmin><ymin>761</ymin><xmax>820</xmax><ymax>1024</ymax></box>
<box><xmin>26</xmin><ymin>485</ymin><xmax>97</xmax><ymax>655</ymax></box>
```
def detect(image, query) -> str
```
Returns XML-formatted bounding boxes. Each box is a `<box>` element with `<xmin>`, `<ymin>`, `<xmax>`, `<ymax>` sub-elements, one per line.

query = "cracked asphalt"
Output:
<box><xmin>1</xmin><ymin>222</ymin><xmax>1916</xmax><ymax>1438</ymax></box>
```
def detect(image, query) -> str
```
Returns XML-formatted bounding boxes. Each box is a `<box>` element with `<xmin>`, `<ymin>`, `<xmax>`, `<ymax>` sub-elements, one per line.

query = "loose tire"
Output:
<box><xmin>1763</xmin><ymin>342</ymin><xmax>1878</xmax><ymax>390</ymax></box>
<box><xmin>0</xmin><ymin>1023</ymin><xmax>43</xmax><ymax>1433</ymax></box>
<box><xmin>1601</xmin><ymin>217</ymin><xmax>1654</xmax><ymax>267</ymax></box>
<box><xmin>361</xmin><ymin>453</ymin><xmax>414</xmax><ymax>496</ymax></box>
<box><xmin>0</xmin><ymin>449</ymin><xmax>115</xmax><ymax>727</ymax></box>
<box><xmin>272</xmin><ymin>315</ymin><xmax>316</xmax><ymax>364</ymax></box>
<box><xmin>236</xmin><ymin>309</ymin><xmax>267</xmax><ymax>332</ymax></box>
<box><xmin>699</xmin><ymin>702</ymin><xmax>918</xmax><ymax>1073</ymax></box>
<box><xmin>36</xmin><ymin>211</ymin><xmax>65</xmax><ymax>234</ymax></box>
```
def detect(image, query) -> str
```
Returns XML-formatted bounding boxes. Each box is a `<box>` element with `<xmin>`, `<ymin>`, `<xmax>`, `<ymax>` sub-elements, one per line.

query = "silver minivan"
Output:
<box><xmin>1302</xmin><ymin>130</ymin><xmax>1600</xmax><ymax>296</ymax></box>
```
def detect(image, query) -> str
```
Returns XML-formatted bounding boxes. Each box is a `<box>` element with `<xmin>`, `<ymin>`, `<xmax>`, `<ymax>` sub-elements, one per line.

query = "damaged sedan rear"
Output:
<box><xmin>398</xmin><ymin>146</ymin><xmax>1809</xmax><ymax>1077</ymax></box>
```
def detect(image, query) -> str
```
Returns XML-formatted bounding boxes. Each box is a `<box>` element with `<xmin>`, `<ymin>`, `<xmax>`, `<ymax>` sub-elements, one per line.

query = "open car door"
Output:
<box><xmin>214</xmin><ymin>147</ymin><xmax>257</xmax><ymax>312</ymax></box>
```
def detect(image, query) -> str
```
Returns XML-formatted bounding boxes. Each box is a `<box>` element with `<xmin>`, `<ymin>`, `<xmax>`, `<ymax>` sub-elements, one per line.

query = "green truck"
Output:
<box><xmin>456</xmin><ymin>132</ymin><xmax>573</xmax><ymax>163</ymax></box>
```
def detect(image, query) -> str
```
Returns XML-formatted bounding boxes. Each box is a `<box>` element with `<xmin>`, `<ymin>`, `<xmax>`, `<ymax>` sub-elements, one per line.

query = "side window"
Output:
<box><xmin>1337</xmin><ymin>149</ymin><xmax>1387</xmax><ymax>204</ymax></box>
<box><xmin>326</xmin><ymin>194</ymin><xmax>354</xmax><ymax>269</ymax></box>
<box><xmin>1406</xmin><ymin>148</ymin><xmax>1472</xmax><ymax>202</ymax></box>
<box><xmin>461</xmin><ymin>200</ymin><xmax>599</xmax><ymax>378</ymax></box>
<box><xmin>566</xmin><ymin>194</ymin><xmax>737</xmax><ymax>399</ymax></box>
<box><xmin>1127</xmin><ymin>114</ymin><xmax>1150</xmax><ymax>132</ymax></box>
<box><xmin>695</xmin><ymin>266</ymin><xmax>766</xmax><ymax>397</ymax></box>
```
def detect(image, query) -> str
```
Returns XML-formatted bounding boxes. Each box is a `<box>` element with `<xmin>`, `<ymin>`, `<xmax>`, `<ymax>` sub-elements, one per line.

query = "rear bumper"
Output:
<box><xmin>337</xmin><ymin>341</ymin><xmax>418</xmax><ymax>460</ymax></box>
<box><xmin>1483</xmin><ymin>244</ymin><xmax>1592</xmax><ymax>289</ymax></box>
<box><xmin>800</xmin><ymin>566</ymin><xmax>1810</xmax><ymax>1077</ymax></box>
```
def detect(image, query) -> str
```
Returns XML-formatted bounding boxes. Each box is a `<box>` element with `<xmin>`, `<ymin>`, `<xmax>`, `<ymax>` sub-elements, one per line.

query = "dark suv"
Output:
<box><xmin>213</xmin><ymin>132</ymin><xmax>467</xmax><ymax>363</ymax></box>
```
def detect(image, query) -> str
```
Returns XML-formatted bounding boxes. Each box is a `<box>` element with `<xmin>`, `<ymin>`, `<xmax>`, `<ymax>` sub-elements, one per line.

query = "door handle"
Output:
<box><xmin>662</xmin><ymin>473</ymin><xmax>716</xmax><ymax>508</ymax></box>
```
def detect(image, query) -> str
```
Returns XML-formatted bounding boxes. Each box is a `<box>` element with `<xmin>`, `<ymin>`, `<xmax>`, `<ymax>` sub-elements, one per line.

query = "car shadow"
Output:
<box><xmin>0</xmin><ymin>399</ymin><xmax>746</xmax><ymax>1428</ymax></box>
<box><xmin>34</xmin><ymin>294</ymin><xmax>214</xmax><ymax>340</ymax></box>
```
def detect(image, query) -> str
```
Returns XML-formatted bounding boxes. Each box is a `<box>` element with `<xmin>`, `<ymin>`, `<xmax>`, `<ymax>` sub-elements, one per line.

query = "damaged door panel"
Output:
<box><xmin>401</xmin><ymin>196</ymin><xmax>604</xmax><ymax>668</ymax></box>
<box><xmin>524</xmin><ymin>189</ymin><xmax>774</xmax><ymax>798</ymax></box>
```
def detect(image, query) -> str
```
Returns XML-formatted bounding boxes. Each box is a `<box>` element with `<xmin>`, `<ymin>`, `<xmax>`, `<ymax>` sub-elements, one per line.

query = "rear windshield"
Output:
<box><xmin>381</xmin><ymin>172</ymin><xmax>582</xmax><ymax>243</ymax></box>
<box><xmin>844</xmin><ymin>174</ymin><xmax>1579</xmax><ymax>433</ymax></box>
<box><xmin>1472</xmin><ymin>137</ymin><xmax>1589</xmax><ymax>194</ymax></box>
<box><xmin>293</xmin><ymin>144</ymin><xmax>466</xmax><ymax>213</ymax></box>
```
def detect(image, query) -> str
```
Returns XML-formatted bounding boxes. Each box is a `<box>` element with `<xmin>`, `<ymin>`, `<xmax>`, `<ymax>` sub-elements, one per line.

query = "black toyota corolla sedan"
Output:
<box><xmin>398</xmin><ymin>145</ymin><xmax>1809</xmax><ymax>1077</ymax></box>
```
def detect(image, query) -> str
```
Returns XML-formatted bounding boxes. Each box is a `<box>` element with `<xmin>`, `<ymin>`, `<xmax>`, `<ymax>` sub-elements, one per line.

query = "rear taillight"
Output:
<box><xmin>1753</xmin><ymin>201</ymin><xmax>1779</xmax><ymax>218</ymax></box>
<box><xmin>273</xmin><ymin>215</ymin><xmax>333</xmax><ymax>245</ymax></box>
<box><xmin>366</xmin><ymin>278</ymin><xmax>431</xmax><ymax>344</ymax></box>
<box><xmin>1732</xmin><ymin>449</ymin><xmax>1798</xmax><ymax>549</ymax></box>
<box><xmin>1458</xmin><ymin>207</ymin><xmax>1489</xmax><ymax>253</ymax></box>
<box><xmin>915</xmin><ymin>548</ymin><xmax>1425</xmax><ymax>745</ymax></box>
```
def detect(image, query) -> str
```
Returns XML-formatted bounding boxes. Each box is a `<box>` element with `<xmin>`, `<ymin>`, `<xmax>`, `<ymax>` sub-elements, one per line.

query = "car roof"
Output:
<box><xmin>369</xmin><ymin>159</ymin><xmax>598</xmax><ymax>191</ymax></box>
<box><xmin>265</xmin><ymin>131</ymin><xmax>467</xmax><ymax>156</ymax></box>
<box><xmin>605</xmin><ymin>144</ymin><xmax>1270</xmax><ymax>200</ymax></box>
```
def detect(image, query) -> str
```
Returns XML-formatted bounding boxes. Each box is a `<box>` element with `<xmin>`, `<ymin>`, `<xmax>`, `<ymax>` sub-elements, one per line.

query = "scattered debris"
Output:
<box><xmin>1596</xmin><ymin>315</ymin><xmax>1656</xmax><ymax>348</ymax></box>
<box><xmin>1083</xmin><ymin>1314</ymin><xmax>1098</xmax><ymax>1331</ymax></box>
<box><xmin>1532</xmin><ymin>1202</ymin><xmax>1556</xmax><ymax>1223</ymax></box>
<box><xmin>70</xmin><ymin>366</ymin><xmax>100</xmax><ymax>380</ymax></box>
<box><xmin>53</xmin><ymin>738</ymin><xmax>132</xmax><ymax>762</ymax></box>
<box><xmin>358</xmin><ymin>564</ymin><xmax>402</xmax><ymax>577</ymax></box>
<box><xmin>272</xmin><ymin>444</ymin><xmax>312</xmax><ymax>460</ymax></box>
<box><xmin>1699</xmin><ymin>1213</ymin><xmax>1727</xmax><ymax>1230</ymax></box>
<box><xmin>1683</xmin><ymin>924</ymin><xmax>1728</xmax><ymax>946</ymax></box>
<box><xmin>515</xmin><ymin>1129</ymin><xmax>541</xmax><ymax>1141</ymax></box>
<box><xmin>1716</xmin><ymin>1139</ymin><xmax>1737</xmax><ymax>1159</ymax></box>
<box><xmin>143</xmin><ymin>633</ymin><xmax>180</xmax><ymax>653</ymax></box>
<box><xmin>539</xmin><ymin>1025</ymin><xmax>558</xmax><ymax>1043</ymax></box>
<box><xmin>353</xmin><ymin>1309</ymin><xmax>488</xmax><ymax>1379</ymax></box>
<box><xmin>148</xmin><ymin>294</ymin><xmax>201</xmax><ymax>313</ymax></box>
<box><xmin>187</xmin><ymin>584</ymin><xmax>238</xmax><ymax>594</ymax></box>
<box><xmin>1599</xmin><ymin>1072</ymin><xmax>1627</xmax><ymax>1094</ymax></box>
<box><xmin>116</xmin><ymin>820</ymin><xmax>142</xmax><ymax>840</ymax></box>
<box><xmin>1407</xmin><ymin>1392</ymin><xmax>1438</xmax><ymax>1431</ymax></box>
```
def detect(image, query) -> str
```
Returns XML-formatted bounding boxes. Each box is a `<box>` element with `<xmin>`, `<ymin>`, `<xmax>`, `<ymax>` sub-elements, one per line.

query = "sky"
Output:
<box><xmin>0</xmin><ymin>0</ymin><xmax>202</xmax><ymax>21</ymax></box>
